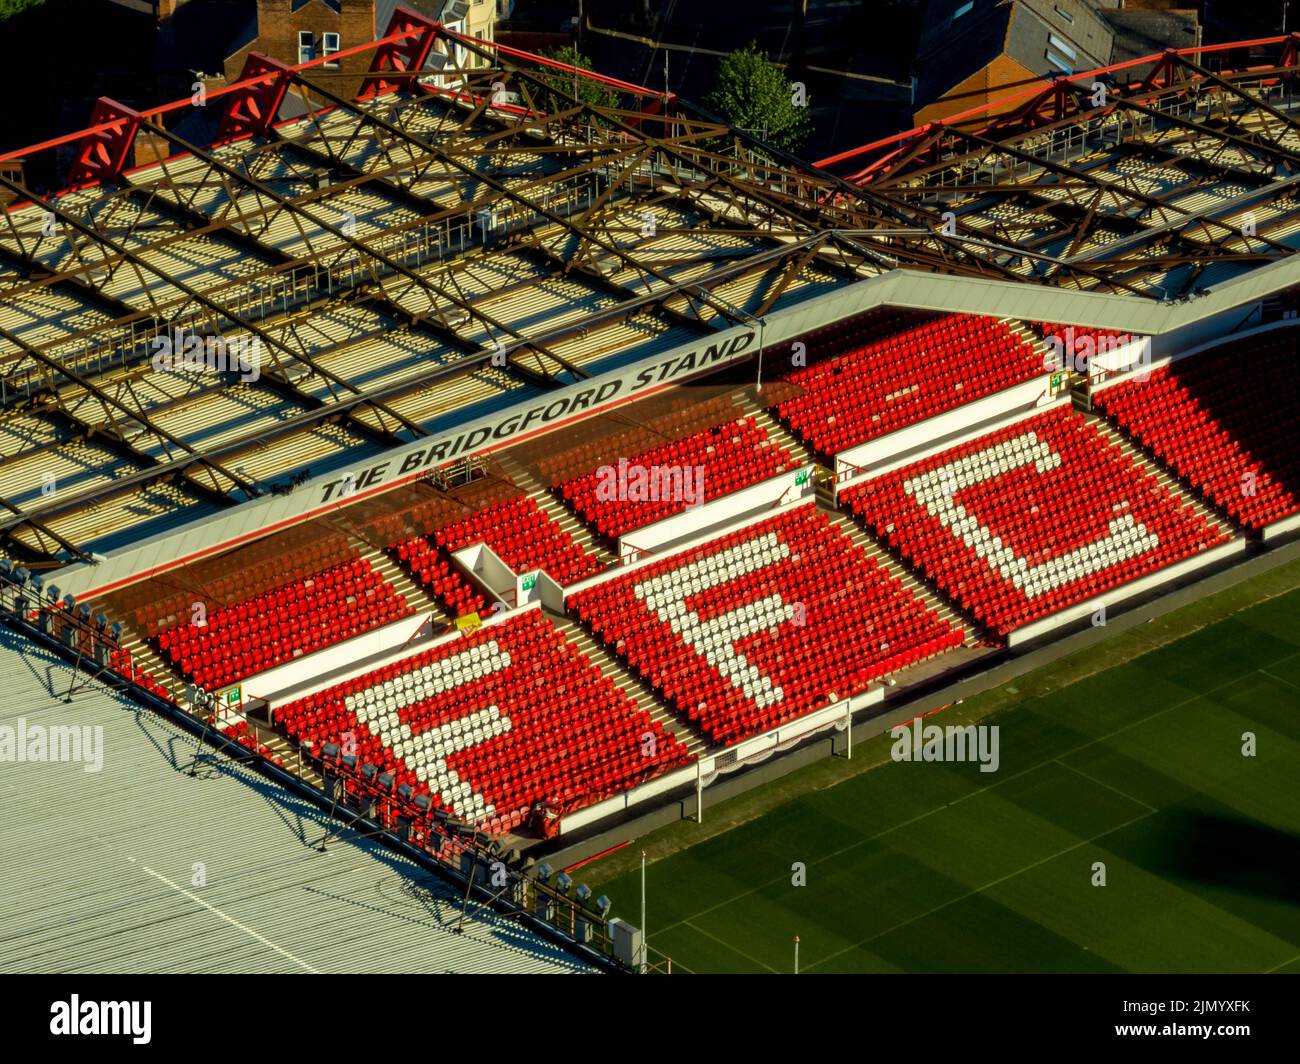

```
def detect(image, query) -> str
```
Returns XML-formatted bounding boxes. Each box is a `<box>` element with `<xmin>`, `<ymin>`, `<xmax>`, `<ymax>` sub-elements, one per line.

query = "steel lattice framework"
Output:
<box><xmin>817</xmin><ymin>35</ymin><xmax>1300</xmax><ymax>299</ymax></box>
<box><xmin>0</xmin><ymin>10</ymin><xmax>1016</xmax><ymax>567</ymax></box>
<box><xmin>2</xmin><ymin>16</ymin><xmax>1299</xmax><ymax>568</ymax></box>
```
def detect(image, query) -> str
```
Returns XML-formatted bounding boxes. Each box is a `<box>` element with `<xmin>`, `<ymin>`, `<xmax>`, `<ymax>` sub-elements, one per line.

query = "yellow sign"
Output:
<box><xmin>455</xmin><ymin>612</ymin><xmax>483</xmax><ymax>634</ymax></box>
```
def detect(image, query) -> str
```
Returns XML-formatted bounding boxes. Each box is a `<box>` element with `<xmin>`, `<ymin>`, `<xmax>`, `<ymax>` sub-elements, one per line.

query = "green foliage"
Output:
<box><xmin>0</xmin><ymin>0</ymin><xmax>45</xmax><ymax>19</ymax></box>
<box><xmin>704</xmin><ymin>41</ymin><xmax>812</xmax><ymax>151</ymax></box>
<box><xmin>537</xmin><ymin>46</ymin><xmax>620</xmax><ymax>111</ymax></box>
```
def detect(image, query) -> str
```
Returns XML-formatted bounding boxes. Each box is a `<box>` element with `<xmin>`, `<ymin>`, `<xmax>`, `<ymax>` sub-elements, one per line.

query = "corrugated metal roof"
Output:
<box><xmin>0</xmin><ymin>632</ymin><xmax>591</xmax><ymax>975</ymax></box>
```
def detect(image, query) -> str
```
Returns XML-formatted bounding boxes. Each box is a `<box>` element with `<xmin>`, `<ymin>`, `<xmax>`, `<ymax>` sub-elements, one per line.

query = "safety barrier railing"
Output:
<box><xmin>0</xmin><ymin>561</ymin><xmax>125</xmax><ymax>672</ymax></box>
<box><xmin>0</xmin><ymin>564</ymin><xmax>647</xmax><ymax>971</ymax></box>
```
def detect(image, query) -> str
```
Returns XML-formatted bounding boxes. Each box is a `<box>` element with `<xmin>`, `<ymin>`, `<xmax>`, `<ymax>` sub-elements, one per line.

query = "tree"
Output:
<box><xmin>0</xmin><ymin>0</ymin><xmax>45</xmax><ymax>19</ymax></box>
<box><xmin>704</xmin><ymin>41</ymin><xmax>812</xmax><ymax>152</ymax></box>
<box><xmin>537</xmin><ymin>46</ymin><xmax>620</xmax><ymax>111</ymax></box>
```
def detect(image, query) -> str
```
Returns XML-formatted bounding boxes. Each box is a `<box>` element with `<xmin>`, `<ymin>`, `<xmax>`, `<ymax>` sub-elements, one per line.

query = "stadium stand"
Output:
<box><xmin>153</xmin><ymin>557</ymin><xmax>413</xmax><ymax>689</ymax></box>
<box><xmin>557</xmin><ymin>415</ymin><xmax>801</xmax><ymax>541</ymax></box>
<box><xmin>431</xmin><ymin>496</ymin><xmax>605</xmax><ymax>584</ymax></box>
<box><xmin>771</xmin><ymin>313</ymin><xmax>1044</xmax><ymax>456</ymax></box>
<box><xmin>8</xmin><ymin>10</ymin><xmax>1300</xmax><ymax>982</ymax></box>
<box><xmin>8</xmin><ymin>17</ymin><xmax>1300</xmax><ymax>884</ymax></box>
<box><xmin>108</xmin><ymin>647</ymin><xmax>174</xmax><ymax>701</ymax></box>
<box><xmin>125</xmin><ymin>531</ymin><xmax>361</xmax><ymax>637</ymax></box>
<box><xmin>1037</xmin><ymin>322</ymin><xmax>1135</xmax><ymax>350</ymax></box>
<box><xmin>568</xmin><ymin>503</ymin><xmax>962</xmax><ymax>745</ymax></box>
<box><xmin>1034</xmin><ymin>321</ymin><xmax>1140</xmax><ymax>374</ymax></box>
<box><xmin>1093</xmin><ymin>329</ymin><xmax>1300</xmax><ymax>533</ymax></box>
<box><xmin>842</xmin><ymin>406</ymin><xmax>1230</xmax><ymax>640</ymax></box>
<box><xmin>531</xmin><ymin>393</ymin><xmax>742</xmax><ymax>487</ymax></box>
<box><xmin>391</xmin><ymin>494</ymin><xmax>605</xmax><ymax>617</ymax></box>
<box><xmin>271</xmin><ymin>608</ymin><xmax>692</xmax><ymax>833</ymax></box>
<box><xmin>392</xmin><ymin>536</ymin><xmax>491</xmax><ymax>618</ymax></box>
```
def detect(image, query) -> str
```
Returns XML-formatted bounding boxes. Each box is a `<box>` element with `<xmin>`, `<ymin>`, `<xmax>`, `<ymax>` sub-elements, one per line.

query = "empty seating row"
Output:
<box><xmin>272</xmin><ymin>609</ymin><xmax>692</xmax><ymax>834</ymax></box>
<box><xmin>109</xmin><ymin>648</ymin><xmax>175</xmax><ymax>701</ymax></box>
<box><xmin>391</xmin><ymin>536</ymin><xmax>490</xmax><ymax>618</ymax></box>
<box><xmin>126</xmin><ymin>532</ymin><xmax>359</xmax><ymax>638</ymax></box>
<box><xmin>556</xmin><ymin>415</ymin><xmax>800</xmax><ymax>540</ymax></box>
<box><xmin>152</xmin><ymin>557</ymin><xmax>413</xmax><ymax>689</ymax></box>
<box><xmin>791</xmin><ymin>309</ymin><xmax>929</xmax><ymax>364</ymax></box>
<box><xmin>772</xmin><ymin>313</ymin><xmax>1044</xmax><ymax>456</ymax></box>
<box><xmin>1036</xmin><ymin>321</ymin><xmax>1136</xmax><ymax>371</ymax></box>
<box><xmin>391</xmin><ymin>494</ymin><xmax>605</xmax><ymax>616</ymax></box>
<box><xmin>432</xmin><ymin>495</ymin><xmax>604</xmax><ymax>585</ymax></box>
<box><xmin>532</xmin><ymin>393</ymin><xmax>740</xmax><ymax>486</ymax></box>
<box><xmin>1093</xmin><ymin>329</ymin><xmax>1300</xmax><ymax>532</ymax></box>
<box><xmin>841</xmin><ymin>406</ymin><xmax>1229</xmax><ymax>639</ymax></box>
<box><xmin>568</xmin><ymin>503</ymin><xmax>962</xmax><ymax>746</ymax></box>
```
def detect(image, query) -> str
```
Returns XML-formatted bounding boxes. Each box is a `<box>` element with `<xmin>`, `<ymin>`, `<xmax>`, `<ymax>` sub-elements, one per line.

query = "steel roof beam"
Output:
<box><xmin>113</xmin><ymin>164</ymin><xmax>560</xmax><ymax>430</ymax></box>
<box><xmin>370</xmin><ymin>33</ymin><xmax>1020</xmax><ymax>287</ymax></box>
<box><xmin>0</xmin><ymin>169</ymin><xmax>432</xmax><ymax>450</ymax></box>
<box><xmin>0</xmin><ymin>343</ymin><xmax>511</xmax><ymax>533</ymax></box>
<box><xmin>294</xmin><ymin>70</ymin><xmax>801</xmax><ymax>328</ymax></box>
<box><xmin>140</xmin><ymin>116</ymin><xmax>591</xmax><ymax>386</ymax></box>
<box><xmin>951</xmin><ymin>120</ymin><xmax>1295</xmax><ymax>286</ymax></box>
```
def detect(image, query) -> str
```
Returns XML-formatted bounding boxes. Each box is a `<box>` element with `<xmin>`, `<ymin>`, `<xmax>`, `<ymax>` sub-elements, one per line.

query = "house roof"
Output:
<box><xmin>226</xmin><ymin>12</ymin><xmax>259</xmax><ymax>59</ymax></box>
<box><xmin>1103</xmin><ymin>8</ymin><xmax>1201</xmax><ymax>68</ymax></box>
<box><xmin>914</xmin><ymin>0</ymin><xmax>1017</xmax><ymax>111</ymax></box>
<box><xmin>915</xmin><ymin>0</ymin><xmax>1196</xmax><ymax>115</ymax></box>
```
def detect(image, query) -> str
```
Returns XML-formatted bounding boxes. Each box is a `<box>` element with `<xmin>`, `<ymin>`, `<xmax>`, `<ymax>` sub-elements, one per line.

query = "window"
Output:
<box><xmin>1047</xmin><ymin>33</ymin><xmax>1077</xmax><ymax>61</ymax></box>
<box><xmin>953</xmin><ymin>1</ymin><xmax>974</xmax><ymax>18</ymax></box>
<box><xmin>1046</xmin><ymin>49</ymin><xmax>1073</xmax><ymax>74</ymax></box>
<box><xmin>1054</xmin><ymin>4</ymin><xmax>1073</xmax><ymax>22</ymax></box>
<box><xmin>323</xmin><ymin>32</ymin><xmax>340</xmax><ymax>67</ymax></box>
<box><xmin>297</xmin><ymin>31</ymin><xmax>315</xmax><ymax>64</ymax></box>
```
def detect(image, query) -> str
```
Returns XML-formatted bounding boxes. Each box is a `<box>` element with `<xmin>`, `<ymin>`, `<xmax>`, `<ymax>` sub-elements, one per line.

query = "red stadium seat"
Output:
<box><xmin>1093</xmin><ymin>329</ymin><xmax>1300</xmax><ymax>533</ymax></box>
<box><xmin>772</xmin><ymin>313</ymin><xmax>1044</xmax><ymax>456</ymax></box>
<box><xmin>271</xmin><ymin>609</ymin><xmax>692</xmax><ymax>833</ymax></box>
<box><xmin>568</xmin><ymin>503</ymin><xmax>962</xmax><ymax>745</ymax></box>
<box><xmin>841</xmin><ymin>406</ymin><xmax>1229</xmax><ymax>640</ymax></box>
<box><xmin>557</xmin><ymin>415</ymin><xmax>800</xmax><ymax>541</ymax></box>
<box><xmin>390</xmin><ymin>495</ymin><xmax>605</xmax><ymax>616</ymax></box>
<box><xmin>152</xmin><ymin>557</ymin><xmax>413</xmax><ymax>689</ymax></box>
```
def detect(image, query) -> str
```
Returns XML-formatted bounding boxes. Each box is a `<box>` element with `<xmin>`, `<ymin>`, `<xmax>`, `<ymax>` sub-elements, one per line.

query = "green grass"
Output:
<box><xmin>582</xmin><ymin>582</ymin><xmax>1300</xmax><ymax>973</ymax></box>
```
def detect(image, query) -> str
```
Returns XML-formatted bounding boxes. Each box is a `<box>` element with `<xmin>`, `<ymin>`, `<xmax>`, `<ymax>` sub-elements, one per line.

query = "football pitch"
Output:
<box><xmin>581</xmin><ymin>583</ymin><xmax>1300</xmax><ymax>973</ymax></box>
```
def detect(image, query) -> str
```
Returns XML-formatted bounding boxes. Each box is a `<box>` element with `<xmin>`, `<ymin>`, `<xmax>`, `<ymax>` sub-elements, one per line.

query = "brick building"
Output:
<box><xmin>222</xmin><ymin>0</ymin><xmax>501</xmax><ymax>87</ymax></box>
<box><xmin>912</xmin><ymin>0</ymin><xmax>1200</xmax><ymax>127</ymax></box>
<box><xmin>224</xmin><ymin>0</ymin><xmax>376</xmax><ymax>81</ymax></box>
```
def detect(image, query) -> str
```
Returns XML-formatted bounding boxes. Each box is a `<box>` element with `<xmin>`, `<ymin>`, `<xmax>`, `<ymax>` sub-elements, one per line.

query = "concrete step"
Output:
<box><xmin>1005</xmin><ymin>317</ymin><xmax>1044</xmax><ymax>348</ymax></box>
<box><xmin>732</xmin><ymin>385</ymin><xmax>820</xmax><ymax>468</ymax></box>
<box><xmin>356</xmin><ymin>541</ymin><xmax>450</xmax><ymax>620</ymax></box>
<box><xmin>550</xmin><ymin>610</ymin><xmax>708</xmax><ymax>756</ymax></box>
<box><xmin>1084</xmin><ymin>412</ymin><xmax>1237</xmax><ymax>538</ymax></box>
<box><xmin>822</xmin><ymin>505</ymin><xmax>974</xmax><ymax>642</ymax></box>
<box><xmin>119</xmin><ymin>631</ymin><xmax>326</xmax><ymax>784</ymax></box>
<box><xmin>118</xmin><ymin>630</ymin><xmax>185</xmax><ymax>701</ymax></box>
<box><xmin>496</xmin><ymin>452</ymin><xmax>618</xmax><ymax>567</ymax></box>
<box><xmin>260</xmin><ymin>731</ymin><xmax>324</xmax><ymax>788</ymax></box>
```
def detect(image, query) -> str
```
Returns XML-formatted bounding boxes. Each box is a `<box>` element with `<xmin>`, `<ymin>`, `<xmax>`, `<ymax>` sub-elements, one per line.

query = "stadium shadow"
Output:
<box><xmin>1126</xmin><ymin>809</ymin><xmax>1300</xmax><ymax>907</ymax></box>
